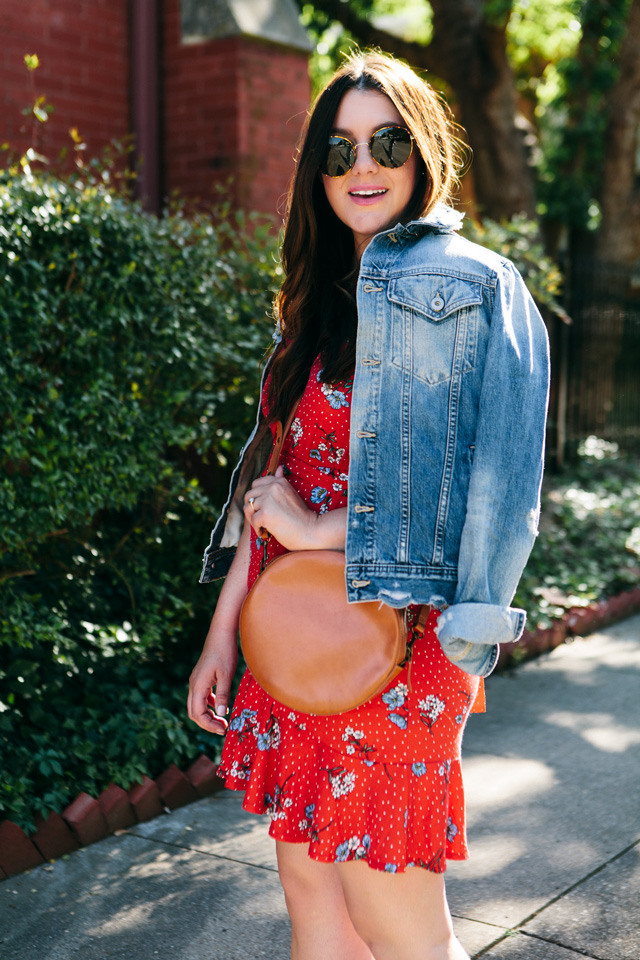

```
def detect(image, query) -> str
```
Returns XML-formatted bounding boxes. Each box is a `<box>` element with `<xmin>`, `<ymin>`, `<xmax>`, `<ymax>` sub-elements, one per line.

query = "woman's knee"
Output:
<box><xmin>276</xmin><ymin>841</ymin><xmax>342</xmax><ymax>911</ymax></box>
<box><xmin>337</xmin><ymin>861</ymin><xmax>459</xmax><ymax>959</ymax></box>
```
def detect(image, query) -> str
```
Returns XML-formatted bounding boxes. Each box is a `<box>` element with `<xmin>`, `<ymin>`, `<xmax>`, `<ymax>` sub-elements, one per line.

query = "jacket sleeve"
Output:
<box><xmin>434</xmin><ymin>259</ymin><xmax>550</xmax><ymax>676</ymax></box>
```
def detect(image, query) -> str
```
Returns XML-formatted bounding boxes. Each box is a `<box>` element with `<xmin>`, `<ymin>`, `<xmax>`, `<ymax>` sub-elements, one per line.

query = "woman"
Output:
<box><xmin>188</xmin><ymin>51</ymin><xmax>549</xmax><ymax>960</ymax></box>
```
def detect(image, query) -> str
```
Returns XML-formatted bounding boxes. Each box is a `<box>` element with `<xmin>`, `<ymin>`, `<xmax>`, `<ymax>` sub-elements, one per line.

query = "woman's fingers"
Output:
<box><xmin>209</xmin><ymin>675</ymin><xmax>232</xmax><ymax>720</ymax></box>
<box><xmin>188</xmin><ymin>663</ymin><xmax>233</xmax><ymax>735</ymax></box>
<box><xmin>244</xmin><ymin>469</ymin><xmax>325</xmax><ymax>548</ymax></box>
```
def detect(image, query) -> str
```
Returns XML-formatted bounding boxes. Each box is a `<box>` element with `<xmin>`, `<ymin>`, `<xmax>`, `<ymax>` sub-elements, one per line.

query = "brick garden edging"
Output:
<box><xmin>3</xmin><ymin>587</ymin><xmax>640</xmax><ymax>881</ymax></box>
<box><xmin>0</xmin><ymin>755</ymin><xmax>224</xmax><ymax>881</ymax></box>
<box><xmin>497</xmin><ymin>586</ymin><xmax>640</xmax><ymax>669</ymax></box>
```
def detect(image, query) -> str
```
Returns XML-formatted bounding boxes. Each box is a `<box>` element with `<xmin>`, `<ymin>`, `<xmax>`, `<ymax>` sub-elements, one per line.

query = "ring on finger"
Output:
<box><xmin>248</xmin><ymin>496</ymin><xmax>257</xmax><ymax>512</ymax></box>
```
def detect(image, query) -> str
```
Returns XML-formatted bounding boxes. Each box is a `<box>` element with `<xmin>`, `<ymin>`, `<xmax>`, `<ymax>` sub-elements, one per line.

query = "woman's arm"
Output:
<box><xmin>187</xmin><ymin>521</ymin><xmax>252</xmax><ymax>734</ymax></box>
<box><xmin>435</xmin><ymin>260</ymin><xmax>550</xmax><ymax>676</ymax></box>
<box><xmin>189</xmin><ymin>474</ymin><xmax>348</xmax><ymax>733</ymax></box>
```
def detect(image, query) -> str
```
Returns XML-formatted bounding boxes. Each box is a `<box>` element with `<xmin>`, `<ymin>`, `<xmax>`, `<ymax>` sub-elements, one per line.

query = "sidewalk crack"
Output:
<box><xmin>519</xmin><ymin>930</ymin><xmax>611</xmax><ymax>960</ymax></box>
<box><xmin>472</xmin><ymin>836</ymin><xmax>640</xmax><ymax>958</ymax></box>
<box><xmin>125</xmin><ymin>831</ymin><xmax>280</xmax><ymax>874</ymax></box>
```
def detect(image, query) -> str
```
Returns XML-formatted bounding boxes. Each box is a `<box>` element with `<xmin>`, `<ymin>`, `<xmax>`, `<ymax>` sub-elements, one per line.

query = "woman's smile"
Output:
<box><xmin>347</xmin><ymin>185</ymin><xmax>389</xmax><ymax>204</ymax></box>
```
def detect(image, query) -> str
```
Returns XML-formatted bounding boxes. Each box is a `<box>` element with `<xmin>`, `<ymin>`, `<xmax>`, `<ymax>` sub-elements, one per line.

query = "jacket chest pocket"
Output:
<box><xmin>388</xmin><ymin>276</ymin><xmax>483</xmax><ymax>386</ymax></box>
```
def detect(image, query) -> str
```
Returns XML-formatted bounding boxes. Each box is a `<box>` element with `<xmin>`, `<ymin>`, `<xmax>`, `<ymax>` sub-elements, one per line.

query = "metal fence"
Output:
<box><xmin>547</xmin><ymin>258</ymin><xmax>640</xmax><ymax>466</ymax></box>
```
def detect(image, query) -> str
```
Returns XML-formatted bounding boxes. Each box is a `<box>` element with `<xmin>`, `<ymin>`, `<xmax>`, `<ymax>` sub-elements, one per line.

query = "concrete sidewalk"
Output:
<box><xmin>1</xmin><ymin>616</ymin><xmax>639</xmax><ymax>960</ymax></box>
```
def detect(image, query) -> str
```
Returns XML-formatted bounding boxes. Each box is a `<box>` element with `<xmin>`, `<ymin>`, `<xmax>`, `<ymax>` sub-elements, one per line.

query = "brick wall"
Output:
<box><xmin>236</xmin><ymin>38</ymin><xmax>310</xmax><ymax>219</ymax></box>
<box><xmin>163</xmin><ymin>0</ymin><xmax>310</xmax><ymax>220</ymax></box>
<box><xmin>0</xmin><ymin>0</ymin><xmax>130</xmax><ymax>165</ymax></box>
<box><xmin>0</xmin><ymin>0</ymin><xmax>310</xmax><ymax>219</ymax></box>
<box><xmin>163</xmin><ymin>0</ymin><xmax>242</xmax><ymax>209</ymax></box>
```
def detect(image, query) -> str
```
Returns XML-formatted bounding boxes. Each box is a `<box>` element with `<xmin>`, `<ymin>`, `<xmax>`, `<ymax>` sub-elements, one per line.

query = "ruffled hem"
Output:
<box><xmin>218</xmin><ymin>698</ymin><xmax>469</xmax><ymax>874</ymax></box>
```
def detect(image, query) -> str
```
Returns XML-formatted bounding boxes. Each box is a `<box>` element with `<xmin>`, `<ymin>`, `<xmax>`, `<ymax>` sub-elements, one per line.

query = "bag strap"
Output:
<box><xmin>265</xmin><ymin>399</ymin><xmax>302</xmax><ymax>477</ymax></box>
<box><xmin>413</xmin><ymin>605</ymin><xmax>430</xmax><ymax>637</ymax></box>
<box><xmin>258</xmin><ymin>399</ymin><xmax>303</xmax><ymax>552</ymax></box>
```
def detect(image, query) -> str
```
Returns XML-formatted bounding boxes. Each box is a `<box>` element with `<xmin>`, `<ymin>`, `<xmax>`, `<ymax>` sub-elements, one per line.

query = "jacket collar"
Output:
<box><xmin>396</xmin><ymin>203</ymin><xmax>465</xmax><ymax>236</ymax></box>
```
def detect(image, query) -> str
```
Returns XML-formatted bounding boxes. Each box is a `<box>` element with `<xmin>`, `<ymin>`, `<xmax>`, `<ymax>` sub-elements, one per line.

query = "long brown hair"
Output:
<box><xmin>266</xmin><ymin>50</ymin><xmax>466</xmax><ymax>423</ymax></box>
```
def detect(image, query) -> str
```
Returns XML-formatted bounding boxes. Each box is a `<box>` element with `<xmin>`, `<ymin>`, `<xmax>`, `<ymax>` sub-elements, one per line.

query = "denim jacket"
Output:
<box><xmin>200</xmin><ymin>206</ymin><xmax>550</xmax><ymax>677</ymax></box>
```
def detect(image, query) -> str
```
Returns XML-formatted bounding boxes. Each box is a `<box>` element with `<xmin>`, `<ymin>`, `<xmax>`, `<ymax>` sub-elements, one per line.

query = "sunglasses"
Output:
<box><xmin>321</xmin><ymin>125</ymin><xmax>415</xmax><ymax>178</ymax></box>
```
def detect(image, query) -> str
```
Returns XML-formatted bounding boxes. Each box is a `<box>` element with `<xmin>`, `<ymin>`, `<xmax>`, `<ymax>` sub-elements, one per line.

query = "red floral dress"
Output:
<box><xmin>218</xmin><ymin>356</ymin><xmax>485</xmax><ymax>874</ymax></box>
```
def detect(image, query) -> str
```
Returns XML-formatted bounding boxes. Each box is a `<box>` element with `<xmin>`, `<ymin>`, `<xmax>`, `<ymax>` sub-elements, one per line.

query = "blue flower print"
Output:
<box><xmin>324</xmin><ymin>388</ymin><xmax>349</xmax><ymax>409</ymax></box>
<box><xmin>447</xmin><ymin>817</ymin><xmax>458</xmax><ymax>842</ymax></box>
<box><xmin>310</xmin><ymin>486</ymin><xmax>328</xmax><ymax>504</ymax></box>
<box><xmin>335</xmin><ymin>841</ymin><xmax>350</xmax><ymax>862</ymax></box>
<box><xmin>317</xmin><ymin>370</ymin><xmax>350</xmax><ymax>410</ymax></box>
<box><xmin>304</xmin><ymin>803</ymin><xmax>316</xmax><ymax>821</ymax></box>
<box><xmin>309</xmin><ymin>449</ymin><xmax>322</xmax><ymax>460</ymax></box>
<box><xmin>387</xmin><ymin>713</ymin><xmax>407</xmax><ymax>729</ymax></box>
<box><xmin>384</xmin><ymin>863</ymin><xmax>398</xmax><ymax>873</ymax></box>
<box><xmin>335</xmin><ymin>834</ymin><xmax>370</xmax><ymax>863</ymax></box>
<box><xmin>229</xmin><ymin>708</ymin><xmax>257</xmax><ymax>733</ymax></box>
<box><xmin>411</xmin><ymin>762</ymin><xmax>427</xmax><ymax>777</ymax></box>
<box><xmin>382</xmin><ymin>683</ymin><xmax>407</xmax><ymax>711</ymax></box>
<box><xmin>254</xmin><ymin>708</ymin><xmax>281</xmax><ymax>752</ymax></box>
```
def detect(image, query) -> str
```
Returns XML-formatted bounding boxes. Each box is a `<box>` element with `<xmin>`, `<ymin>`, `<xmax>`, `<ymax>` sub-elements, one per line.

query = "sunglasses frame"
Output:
<box><xmin>321</xmin><ymin>125</ymin><xmax>415</xmax><ymax>179</ymax></box>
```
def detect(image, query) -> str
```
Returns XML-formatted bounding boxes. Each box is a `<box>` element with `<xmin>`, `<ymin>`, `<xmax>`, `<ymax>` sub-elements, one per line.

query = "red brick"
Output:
<box><xmin>98</xmin><ymin>783</ymin><xmax>137</xmax><ymax>833</ymax></box>
<box><xmin>627</xmin><ymin>586</ymin><xmax>640</xmax><ymax>607</ymax></box>
<box><xmin>62</xmin><ymin>793</ymin><xmax>109</xmax><ymax>846</ymax></box>
<box><xmin>128</xmin><ymin>776</ymin><xmax>164</xmax><ymax>822</ymax></box>
<box><xmin>566</xmin><ymin>605</ymin><xmax>597</xmax><ymax>636</ymax></box>
<box><xmin>156</xmin><ymin>764</ymin><xmax>200</xmax><ymax>810</ymax></box>
<box><xmin>186</xmin><ymin>755</ymin><xmax>225</xmax><ymax>798</ymax></box>
<box><xmin>31</xmin><ymin>811</ymin><xmax>80</xmax><ymax>861</ymax></box>
<box><xmin>497</xmin><ymin>639</ymin><xmax>518</xmax><ymax>669</ymax></box>
<box><xmin>0</xmin><ymin>821</ymin><xmax>45</xmax><ymax>877</ymax></box>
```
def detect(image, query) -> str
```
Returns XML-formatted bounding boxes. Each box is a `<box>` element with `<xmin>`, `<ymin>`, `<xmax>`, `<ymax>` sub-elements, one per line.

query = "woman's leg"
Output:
<box><xmin>337</xmin><ymin>860</ymin><xmax>469</xmax><ymax>960</ymax></box>
<box><xmin>276</xmin><ymin>840</ymin><xmax>374</xmax><ymax>960</ymax></box>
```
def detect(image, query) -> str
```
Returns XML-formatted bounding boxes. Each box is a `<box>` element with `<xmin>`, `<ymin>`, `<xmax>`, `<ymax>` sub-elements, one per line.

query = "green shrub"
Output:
<box><xmin>461</xmin><ymin>213</ymin><xmax>567</xmax><ymax>319</ymax></box>
<box><xmin>515</xmin><ymin>440</ymin><xmax>640</xmax><ymax>628</ymax></box>
<box><xmin>0</xmin><ymin>160</ymin><xmax>279</xmax><ymax>829</ymax></box>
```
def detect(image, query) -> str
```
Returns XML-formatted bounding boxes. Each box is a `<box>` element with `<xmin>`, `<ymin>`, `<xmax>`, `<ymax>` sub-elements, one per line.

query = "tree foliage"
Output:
<box><xmin>0</xmin><ymin>157</ymin><xmax>280</xmax><ymax>829</ymax></box>
<box><xmin>303</xmin><ymin>0</ymin><xmax>640</xmax><ymax>260</ymax></box>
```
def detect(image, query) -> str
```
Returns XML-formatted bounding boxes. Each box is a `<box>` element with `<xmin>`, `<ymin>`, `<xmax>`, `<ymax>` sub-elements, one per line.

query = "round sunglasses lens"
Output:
<box><xmin>322</xmin><ymin>137</ymin><xmax>355</xmax><ymax>177</ymax></box>
<box><xmin>371</xmin><ymin>128</ymin><xmax>413</xmax><ymax>169</ymax></box>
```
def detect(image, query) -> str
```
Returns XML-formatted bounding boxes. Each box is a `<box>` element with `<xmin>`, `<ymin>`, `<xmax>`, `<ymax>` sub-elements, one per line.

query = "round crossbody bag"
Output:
<box><xmin>239</xmin><ymin>406</ymin><xmax>428</xmax><ymax>716</ymax></box>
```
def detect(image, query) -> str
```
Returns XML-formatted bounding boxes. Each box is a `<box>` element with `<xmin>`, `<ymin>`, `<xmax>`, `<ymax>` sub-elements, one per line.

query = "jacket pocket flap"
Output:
<box><xmin>387</xmin><ymin>276</ymin><xmax>483</xmax><ymax>321</ymax></box>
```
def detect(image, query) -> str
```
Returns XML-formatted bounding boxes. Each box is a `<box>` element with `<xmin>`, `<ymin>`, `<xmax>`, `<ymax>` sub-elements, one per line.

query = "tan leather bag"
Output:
<box><xmin>238</xmin><ymin>405</ymin><xmax>427</xmax><ymax>716</ymax></box>
<box><xmin>240</xmin><ymin>549</ymin><xmax>413</xmax><ymax>715</ymax></box>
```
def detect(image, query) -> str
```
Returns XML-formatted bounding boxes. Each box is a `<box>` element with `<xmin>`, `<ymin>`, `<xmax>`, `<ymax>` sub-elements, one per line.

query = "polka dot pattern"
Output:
<box><xmin>218</xmin><ymin>356</ymin><xmax>483</xmax><ymax>874</ymax></box>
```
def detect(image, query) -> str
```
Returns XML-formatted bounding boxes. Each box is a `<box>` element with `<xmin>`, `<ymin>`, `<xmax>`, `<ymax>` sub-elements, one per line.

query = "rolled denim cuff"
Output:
<box><xmin>434</xmin><ymin>602</ymin><xmax>526</xmax><ymax>677</ymax></box>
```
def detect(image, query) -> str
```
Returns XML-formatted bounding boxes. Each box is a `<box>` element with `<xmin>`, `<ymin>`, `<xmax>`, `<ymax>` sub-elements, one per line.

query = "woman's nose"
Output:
<box><xmin>351</xmin><ymin>140</ymin><xmax>378</xmax><ymax>173</ymax></box>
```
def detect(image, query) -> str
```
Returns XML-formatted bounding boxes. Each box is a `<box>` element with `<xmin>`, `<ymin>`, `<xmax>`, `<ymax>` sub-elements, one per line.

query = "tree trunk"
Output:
<box><xmin>310</xmin><ymin>0</ymin><xmax>537</xmax><ymax>220</ymax></box>
<box><xmin>429</xmin><ymin>0</ymin><xmax>536</xmax><ymax>220</ymax></box>
<box><xmin>596</xmin><ymin>0</ymin><xmax>640</xmax><ymax>264</ymax></box>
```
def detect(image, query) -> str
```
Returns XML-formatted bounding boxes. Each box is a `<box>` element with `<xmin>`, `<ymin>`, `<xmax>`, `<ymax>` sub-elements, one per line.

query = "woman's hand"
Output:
<box><xmin>187</xmin><ymin>633</ymin><xmax>238</xmax><ymax>735</ymax></box>
<box><xmin>187</xmin><ymin>522</ymin><xmax>251</xmax><ymax>735</ymax></box>
<box><xmin>244</xmin><ymin>465</ymin><xmax>346</xmax><ymax>551</ymax></box>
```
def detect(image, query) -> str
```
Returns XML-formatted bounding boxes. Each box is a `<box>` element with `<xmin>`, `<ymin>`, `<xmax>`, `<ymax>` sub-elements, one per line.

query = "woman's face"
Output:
<box><xmin>321</xmin><ymin>88</ymin><xmax>418</xmax><ymax>256</ymax></box>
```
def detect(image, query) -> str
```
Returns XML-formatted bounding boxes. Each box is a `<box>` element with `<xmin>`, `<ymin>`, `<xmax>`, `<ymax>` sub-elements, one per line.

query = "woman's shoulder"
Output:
<box><xmin>400</xmin><ymin>228</ymin><xmax>510</xmax><ymax>285</ymax></box>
